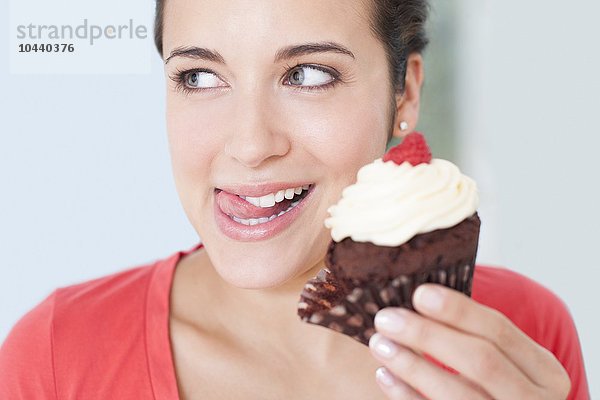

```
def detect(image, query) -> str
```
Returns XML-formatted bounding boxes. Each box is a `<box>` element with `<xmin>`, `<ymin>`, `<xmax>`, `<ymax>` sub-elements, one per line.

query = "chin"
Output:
<box><xmin>196</xmin><ymin>208</ymin><xmax>331</xmax><ymax>289</ymax></box>
<box><xmin>214</xmin><ymin>261</ymin><xmax>300</xmax><ymax>289</ymax></box>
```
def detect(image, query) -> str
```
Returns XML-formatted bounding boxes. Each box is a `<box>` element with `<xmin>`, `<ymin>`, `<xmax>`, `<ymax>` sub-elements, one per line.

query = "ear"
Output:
<box><xmin>391</xmin><ymin>53</ymin><xmax>425</xmax><ymax>140</ymax></box>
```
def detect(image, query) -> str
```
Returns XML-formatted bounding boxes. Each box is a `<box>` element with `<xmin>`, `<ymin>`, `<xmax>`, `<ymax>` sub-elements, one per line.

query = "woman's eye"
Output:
<box><xmin>184</xmin><ymin>71</ymin><xmax>223</xmax><ymax>89</ymax></box>
<box><xmin>286</xmin><ymin>65</ymin><xmax>335</xmax><ymax>87</ymax></box>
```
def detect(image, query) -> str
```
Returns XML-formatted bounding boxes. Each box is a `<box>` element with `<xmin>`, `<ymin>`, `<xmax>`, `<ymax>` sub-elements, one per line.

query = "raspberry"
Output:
<box><xmin>382</xmin><ymin>132</ymin><xmax>432</xmax><ymax>166</ymax></box>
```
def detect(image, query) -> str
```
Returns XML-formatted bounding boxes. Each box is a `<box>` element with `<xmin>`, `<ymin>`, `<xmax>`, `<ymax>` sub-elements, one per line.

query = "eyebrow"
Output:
<box><xmin>164</xmin><ymin>41</ymin><xmax>355</xmax><ymax>64</ymax></box>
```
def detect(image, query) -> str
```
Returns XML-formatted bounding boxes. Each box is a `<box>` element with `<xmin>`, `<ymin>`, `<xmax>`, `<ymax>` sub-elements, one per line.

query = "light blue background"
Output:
<box><xmin>1</xmin><ymin>0</ymin><xmax>598</xmax><ymax>395</ymax></box>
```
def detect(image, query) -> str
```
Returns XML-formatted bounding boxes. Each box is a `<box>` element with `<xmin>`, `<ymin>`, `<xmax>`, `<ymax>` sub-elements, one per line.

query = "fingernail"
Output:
<box><xmin>414</xmin><ymin>285</ymin><xmax>444</xmax><ymax>311</ymax></box>
<box><xmin>375</xmin><ymin>366</ymin><xmax>397</xmax><ymax>387</ymax></box>
<box><xmin>375</xmin><ymin>309</ymin><xmax>406</xmax><ymax>333</ymax></box>
<box><xmin>369</xmin><ymin>333</ymin><xmax>398</xmax><ymax>358</ymax></box>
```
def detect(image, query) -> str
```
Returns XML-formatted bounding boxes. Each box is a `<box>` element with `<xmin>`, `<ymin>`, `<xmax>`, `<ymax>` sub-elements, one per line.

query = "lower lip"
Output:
<box><xmin>214</xmin><ymin>185</ymin><xmax>316</xmax><ymax>242</ymax></box>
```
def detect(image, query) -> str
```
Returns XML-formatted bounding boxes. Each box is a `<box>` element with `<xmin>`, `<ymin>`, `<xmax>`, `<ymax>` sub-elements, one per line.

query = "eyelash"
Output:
<box><xmin>168</xmin><ymin>64</ymin><xmax>342</xmax><ymax>96</ymax></box>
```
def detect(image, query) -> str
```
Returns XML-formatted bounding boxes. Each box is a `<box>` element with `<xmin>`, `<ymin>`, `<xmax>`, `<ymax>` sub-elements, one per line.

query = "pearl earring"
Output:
<box><xmin>399</xmin><ymin>121</ymin><xmax>409</xmax><ymax>131</ymax></box>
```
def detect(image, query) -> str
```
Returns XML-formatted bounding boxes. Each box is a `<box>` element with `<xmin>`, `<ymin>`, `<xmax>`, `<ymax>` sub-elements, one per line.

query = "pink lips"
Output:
<box><xmin>213</xmin><ymin>185</ymin><xmax>316</xmax><ymax>242</ymax></box>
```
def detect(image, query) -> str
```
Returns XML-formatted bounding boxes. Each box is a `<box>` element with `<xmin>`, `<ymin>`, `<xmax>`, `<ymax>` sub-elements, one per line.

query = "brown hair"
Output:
<box><xmin>368</xmin><ymin>0</ymin><xmax>429</xmax><ymax>94</ymax></box>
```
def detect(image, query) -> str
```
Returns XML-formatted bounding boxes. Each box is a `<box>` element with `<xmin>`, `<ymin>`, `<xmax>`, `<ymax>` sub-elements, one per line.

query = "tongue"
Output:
<box><xmin>216</xmin><ymin>190</ymin><xmax>294</xmax><ymax>219</ymax></box>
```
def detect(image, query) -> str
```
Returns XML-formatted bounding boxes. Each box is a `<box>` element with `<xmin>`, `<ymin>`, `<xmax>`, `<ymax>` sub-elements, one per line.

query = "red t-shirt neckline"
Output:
<box><xmin>146</xmin><ymin>241</ymin><xmax>205</xmax><ymax>399</ymax></box>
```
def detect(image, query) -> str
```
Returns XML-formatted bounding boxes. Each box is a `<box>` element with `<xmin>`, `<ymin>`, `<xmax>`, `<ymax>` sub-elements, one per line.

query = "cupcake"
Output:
<box><xmin>297</xmin><ymin>132</ymin><xmax>480</xmax><ymax>345</ymax></box>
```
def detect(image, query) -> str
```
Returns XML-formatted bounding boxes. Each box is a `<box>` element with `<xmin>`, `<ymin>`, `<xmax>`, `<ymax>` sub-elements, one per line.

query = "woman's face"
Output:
<box><xmin>163</xmin><ymin>0</ymin><xmax>395</xmax><ymax>288</ymax></box>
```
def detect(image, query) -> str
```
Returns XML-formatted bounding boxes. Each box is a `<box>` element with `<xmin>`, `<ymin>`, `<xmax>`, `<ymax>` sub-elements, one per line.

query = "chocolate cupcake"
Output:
<box><xmin>298</xmin><ymin>132</ymin><xmax>480</xmax><ymax>345</ymax></box>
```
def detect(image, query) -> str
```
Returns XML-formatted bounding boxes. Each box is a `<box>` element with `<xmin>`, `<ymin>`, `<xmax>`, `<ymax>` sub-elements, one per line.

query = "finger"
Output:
<box><xmin>375</xmin><ymin>366</ymin><xmax>427</xmax><ymax>400</ymax></box>
<box><xmin>374</xmin><ymin>308</ymin><xmax>539</xmax><ymax>399</ymax></box>
<box><xmin>370</xmin><ymin>333</ymin><xmax>492</xmax><ymax>400</ymax></box>
<box><xmin>412</xmin><ymin>284</ymin><xmax>569</xmax><ymax>388</ymax></box>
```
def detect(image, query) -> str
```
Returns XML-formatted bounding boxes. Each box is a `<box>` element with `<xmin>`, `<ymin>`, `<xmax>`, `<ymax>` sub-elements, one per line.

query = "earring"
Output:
<box><xmin>399</xmin><ymin>121</ymin><xmax>409</xmax><ymax>131</ymax></box>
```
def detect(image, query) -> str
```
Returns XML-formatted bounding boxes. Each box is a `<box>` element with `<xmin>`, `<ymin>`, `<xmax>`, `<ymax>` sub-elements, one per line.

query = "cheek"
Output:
<box><xmin>166</xmin><ymin>97</ymin><xmax>223</xmax><ymax>181</ymax></box>
<box><xmin>332</xmin><ymin>106</ymin><xmax>388</xmax><ymax>169</ymax></box>
<box><xmin>165</xmin><ymin>97</ymin><xmax>227</xmax><ymax>224</ymax></box>
<box><xmin>285</xmin><ymin>90</ymin><xmax>390</xmax><ymax>179</ymax></box>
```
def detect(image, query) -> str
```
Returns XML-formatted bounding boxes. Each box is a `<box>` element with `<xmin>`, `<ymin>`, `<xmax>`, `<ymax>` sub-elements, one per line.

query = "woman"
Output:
<box><xmin>0</xmin><ymin>0</ymin><xmax>589</xmax><ymax>399</ymax></box>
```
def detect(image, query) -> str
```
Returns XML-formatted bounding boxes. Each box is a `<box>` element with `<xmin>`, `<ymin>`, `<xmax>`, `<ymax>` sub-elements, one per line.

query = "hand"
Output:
<box><xmin>368</xmin><ymin>284</ymin><xmax>571</xmax><ymax>400</ymax></box>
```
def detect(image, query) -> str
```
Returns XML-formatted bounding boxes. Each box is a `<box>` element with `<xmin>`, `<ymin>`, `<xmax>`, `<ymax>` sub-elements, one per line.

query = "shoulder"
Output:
<box><xmin>0</xmin><ymin>290</ymin><xmax>58</xmax><ymax>398</ymax></box>
<box><xmin>472</xmin><ymin>265</ymin><xmax>590</xmax><ymax>399</ymax></box>
<box><xmin>472</xmin><ymin>265</ymin><xmax>570</xmax><ymax>337</ymax></box>
<box><xmin>0</xmin><ymin>262</ymin><xmax>158</xmax><ymax>398</ymax></box>
<box><xmin>0</xmin><ymin>248</ymin><xmax>186</xmax><ymax>398</ymax></box>
<box><xmin>52</xmin><ymin>261</ymin><xmax>157</xmax><ymax>325</ymax></box>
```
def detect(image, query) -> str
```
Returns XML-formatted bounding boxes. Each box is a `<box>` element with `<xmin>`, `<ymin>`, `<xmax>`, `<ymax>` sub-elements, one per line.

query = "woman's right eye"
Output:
<box><xmin>183</xmin><ymin>70</ymin><xmax>224</xmax><ymax>89</ymax></box>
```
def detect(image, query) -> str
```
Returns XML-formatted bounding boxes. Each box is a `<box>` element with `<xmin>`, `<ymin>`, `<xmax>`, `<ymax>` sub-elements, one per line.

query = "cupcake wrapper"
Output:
<box><xmin>298</xmin><ymin>263</ymin><xmax>475</xmax><ymax>346</ymax></box>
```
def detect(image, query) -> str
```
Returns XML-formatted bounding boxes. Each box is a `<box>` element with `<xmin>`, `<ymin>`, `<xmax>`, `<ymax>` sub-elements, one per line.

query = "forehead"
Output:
<box><xmin>162</xmin><ymin>0</ymin><xmax>374</xmax><ymax>58</ymax></box>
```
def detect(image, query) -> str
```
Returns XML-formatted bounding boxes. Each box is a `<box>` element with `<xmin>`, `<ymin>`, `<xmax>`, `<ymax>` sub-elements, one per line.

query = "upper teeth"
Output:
<box><xmin>240</xmin><ymin>184</ymin><xmax>310</xmax><ymax>207</ymax></box>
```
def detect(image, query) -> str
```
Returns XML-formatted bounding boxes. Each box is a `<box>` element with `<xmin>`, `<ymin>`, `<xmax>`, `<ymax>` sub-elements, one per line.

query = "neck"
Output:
<box><xmin>173</xmin><ymin>247</ymin><xmax>359</xmax><ymax>365</ymax></box>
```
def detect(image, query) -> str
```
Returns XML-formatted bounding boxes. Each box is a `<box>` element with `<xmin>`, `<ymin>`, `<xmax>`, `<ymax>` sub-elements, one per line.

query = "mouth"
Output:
<box><xmin>215</xmin><ymin>183</ymin><xmax>315</xmax><ymax>226</ymax></box>
<box><xmin>213</xmin><ymin>182</ymin><xmax>317</xmax><ymax>241</ymax></box>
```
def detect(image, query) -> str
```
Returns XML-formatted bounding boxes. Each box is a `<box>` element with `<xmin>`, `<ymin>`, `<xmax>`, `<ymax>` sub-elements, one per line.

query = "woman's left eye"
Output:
<box><xmin>285</xmin><ymin>65</ymin><xmax>337</xmax><ymax>90</ymax></box>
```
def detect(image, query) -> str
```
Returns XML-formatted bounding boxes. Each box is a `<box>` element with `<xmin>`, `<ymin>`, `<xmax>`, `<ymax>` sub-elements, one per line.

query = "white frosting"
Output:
<box><xmin>323</xmin><ymin>158</ymin><xmax>479</xmax><ymax>246</ymax></box>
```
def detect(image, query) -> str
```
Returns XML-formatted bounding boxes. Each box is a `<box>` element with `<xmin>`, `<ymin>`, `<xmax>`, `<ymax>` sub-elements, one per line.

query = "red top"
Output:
<box><xmin>0</xmin><ymin>242</ymin><xmax>590</xmax><ymax>399</ymax></box>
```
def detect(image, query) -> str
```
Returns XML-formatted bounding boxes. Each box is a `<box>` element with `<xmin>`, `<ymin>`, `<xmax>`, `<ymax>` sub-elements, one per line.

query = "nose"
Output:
<box><xmin>224</xmin><ymin>88</ymin><xmax>290</xmax><ymax>169</ymax></box>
